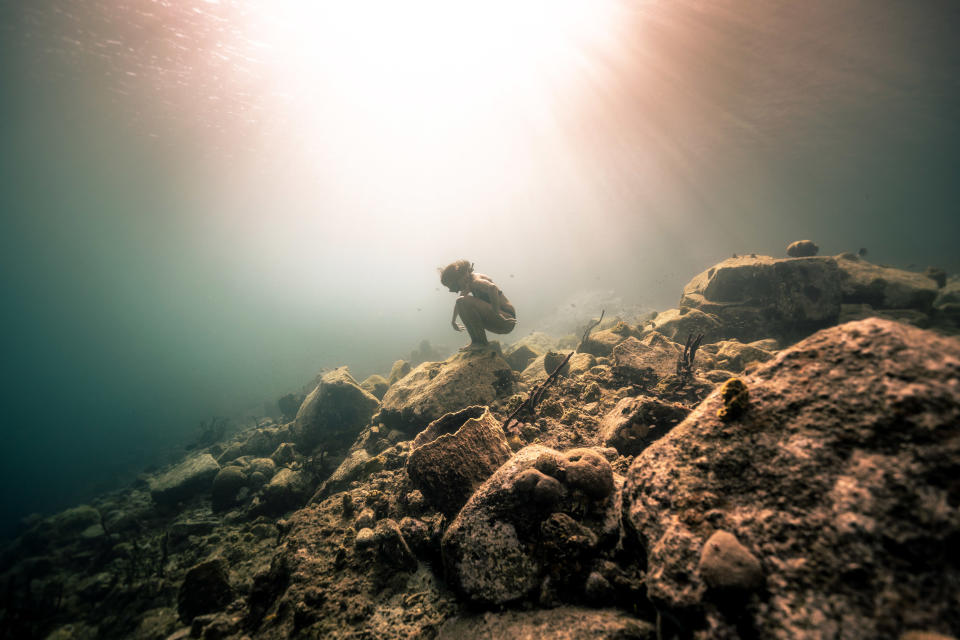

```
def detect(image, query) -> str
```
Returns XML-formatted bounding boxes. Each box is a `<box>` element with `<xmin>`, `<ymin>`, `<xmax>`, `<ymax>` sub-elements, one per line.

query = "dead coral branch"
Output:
<box><xmin>676</xmin><ymin>332</ymin><xmax>704</xmax><ymax>386</ymax></box>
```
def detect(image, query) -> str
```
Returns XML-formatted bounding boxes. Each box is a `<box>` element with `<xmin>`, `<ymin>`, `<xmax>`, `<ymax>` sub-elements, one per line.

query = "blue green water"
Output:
<box><xmin>1</xmin><ymin>0</ymin><xmax>959</xmax><ymax>538</ymax></box>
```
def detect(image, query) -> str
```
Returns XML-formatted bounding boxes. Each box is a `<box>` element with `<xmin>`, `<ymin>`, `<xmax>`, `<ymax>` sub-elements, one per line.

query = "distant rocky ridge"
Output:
<box><xmin>2</xmin><ymin>249</ymin><xmax>958</xmax><ymax>640</ymax></box>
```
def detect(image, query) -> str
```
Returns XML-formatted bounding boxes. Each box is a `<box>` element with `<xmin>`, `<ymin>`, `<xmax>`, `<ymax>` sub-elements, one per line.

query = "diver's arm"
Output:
<box><xmin>451</xmin><ymin>304</ymin><xmax>463</xmax><ymax>332</ymax></box>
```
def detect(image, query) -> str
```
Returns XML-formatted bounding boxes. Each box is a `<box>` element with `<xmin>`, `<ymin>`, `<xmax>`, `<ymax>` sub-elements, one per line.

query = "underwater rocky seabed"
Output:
<box><xmin>2</xmin><ymin>249</ymin><xmax>960</xmax><ymax>640</ymax></box>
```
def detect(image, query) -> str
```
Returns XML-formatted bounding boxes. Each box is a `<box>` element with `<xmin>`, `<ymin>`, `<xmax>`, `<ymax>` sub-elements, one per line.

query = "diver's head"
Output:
<box><xmin>439</xmin><ymin>259</ymin><xmax>473</xmax><ymax>292</ymax></box>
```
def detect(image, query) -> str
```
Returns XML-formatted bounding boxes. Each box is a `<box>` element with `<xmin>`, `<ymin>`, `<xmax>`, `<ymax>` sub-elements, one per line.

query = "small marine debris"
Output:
<box><xmin>676</xmin><ymin>332</ymin><xmax>704</xmax><ymax>387</ymax></box>
<box><xmin>717</xmin><ymin>377</ymin><xmax>749</xmax><ymax>421</ymax></box>
<box><xmin>786</xmin><ymin>239</ymin><xmax>819</xmax><ymax>257</ymax></box>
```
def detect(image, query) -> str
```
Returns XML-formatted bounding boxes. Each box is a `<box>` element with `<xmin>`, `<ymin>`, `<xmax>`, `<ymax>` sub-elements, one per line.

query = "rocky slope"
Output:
<box><xmin>1</xmin><ymin>250</ymin><xmax>958</xmax><ymax>640</ymax></box>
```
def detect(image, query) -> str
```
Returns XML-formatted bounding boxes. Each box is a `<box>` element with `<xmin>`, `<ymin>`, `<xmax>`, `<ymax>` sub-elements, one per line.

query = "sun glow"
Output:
<box><xmin>243</xmin><ymin>0</ymin><xmax>624</xmax><ymax>172</ymax></box>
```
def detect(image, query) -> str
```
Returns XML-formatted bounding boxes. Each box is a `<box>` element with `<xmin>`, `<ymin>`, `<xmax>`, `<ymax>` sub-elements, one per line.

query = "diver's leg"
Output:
<box><xmin>455</xmin><ymin>297</ymin><xmax>489</xmax><ymax>346</ymax></box>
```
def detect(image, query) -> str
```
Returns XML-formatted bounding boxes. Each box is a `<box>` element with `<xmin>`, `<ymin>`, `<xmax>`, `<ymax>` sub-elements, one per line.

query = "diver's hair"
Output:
<box><xmin>439</xmin><ymin>259</ymin><xmax>474</xmax><ymax>289</ymax></box>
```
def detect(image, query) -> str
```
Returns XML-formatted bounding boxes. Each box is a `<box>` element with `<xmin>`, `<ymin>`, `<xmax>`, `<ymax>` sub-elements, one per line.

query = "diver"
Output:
<box><xmin>440</xmin><ymin>260</ymin><xmax>517</xmax><ymax>350</ymax></box>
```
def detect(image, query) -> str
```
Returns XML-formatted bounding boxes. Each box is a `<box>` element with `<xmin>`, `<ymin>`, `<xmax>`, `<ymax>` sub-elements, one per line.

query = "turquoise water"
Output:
<box><xmin>1</xmin><ymin>0</ymin><xmax>959</xmax><ymax>537</ymax></box>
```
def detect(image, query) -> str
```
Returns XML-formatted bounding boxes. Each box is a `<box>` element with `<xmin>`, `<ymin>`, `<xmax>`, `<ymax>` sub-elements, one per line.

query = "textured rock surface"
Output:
<box><xmin>623</xmin><ymin>318</ymin><xmax>960</xmax><ymax>638</ymax></box>
<box><xmin>611</xmin><ymin>333</ymin><xmax>682</xmax><ymax>384</ymax></box>
<box><xmin>149</xmin><ymin>454</ymin><xmax>220</xmax><ymax>506</ymax></box>
<box><xmin>442</xmin><ymin>445</ymin><xmax>626</xmax><ymax>607</ymax></box>
<box><xmin>407</xmin><ymin>406</ymin><xmax>512</xmax><ymax>516</ymax></box>
<box><xmin>643</xmin><ymin>308</ymin><xmax>725</xmax><ymax>344</ymax></box>
<box><xmin>679</xmin><ymin>255</ymin><xmax>843</xmax><ymax>343</ymax></box>
<box><xmin>597</xmin><ymin>395</ymin><xmax>690</xmax><ymax>456</ymax></box>
<box><xmin>836</xmin><ymin>253</ymin><xmax>939</xmax><ymax>310</ymax></box>
<box><xmin>177</xmin><ymin>558</ymin><xmax>233</xmax><ymax>623</ymax></box>
<box><xmin>379</xmin><ymin>350</ymin><xmax>514</xmax><ymax>433</ymax></box>
<box><xmin>294</xmin><ymin>367</ymin><xmax>380</xmax><ymax>453</ymax></box>
<box><xmin>437</xmin><ymin>607</ymin><xmax>655</xmax><ymax>639</ymax></box>
<box><xmin>786</xmin><ymin>239</ymin><xmax>819</xmax><ymax>257</ymax></box>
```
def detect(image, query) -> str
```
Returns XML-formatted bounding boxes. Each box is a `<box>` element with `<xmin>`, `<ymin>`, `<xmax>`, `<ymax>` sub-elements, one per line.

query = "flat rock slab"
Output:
<box><xmin>150</xmin><ymin>454</ymin><xmax>220</xmax><ymax>506</ymax></box>
<box><xmin>437</xmin><ymin>607</ymin><xmax>655</xmax><ymax>640</ymax></box>
<box><xmin>623</xmin><ymin>318</ymin><xmax>960</xmax><ymax>639</ymax></box>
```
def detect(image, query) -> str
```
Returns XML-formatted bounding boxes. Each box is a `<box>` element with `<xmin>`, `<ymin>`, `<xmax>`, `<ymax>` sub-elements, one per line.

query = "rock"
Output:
<box><xmin>579</xmin><ymin>327</ymin><xmax>630</xmax><ymax>357</ymax></box>
<box><xmin>177</xmin><ymin>558</ymin><xmax>233</xmax><ymax>623</ymax></box>
<box><xmin>923</xmin><ymin>267</ymin><xmax>947</xmax><ymax>289</ymax></box>
<box><xmin>378</xmin><ymin>350</ymin><xmax>514</xmax><ymax>433</ymax></box>
<box><xmin>567</xmin><ymin>352</ymin><xmax>596</xmax><ymax>376</ymax></box>
<box><xmin>679</xmin><ymin>254</ymin><xmax>842</xmax><ymax>343</ymax></box>
<box><xmin>294</xmin><ymin>367</ymin><xmax>380</xmax><ymax>452</ymax></box>
<box><xmin>436</xmin><ymin>607</ymin><xmax>655</xmax><ymax>639</ymax></box>
<box><xmin>47</xmin><ymin>505</ymin><xmax>101</xmax><ymax>538</ymax></box>
<box><xmin>786</xmin><ymin>239</ymin><xmax>819</xmax><ymax>257</ymax></box>
<box><xmin>355</xmin><ymin>527</ymin><xmax>375</xmax><ymax>549</ymax></box>
<box><xmin>217</xmin><ymin>426</ymin><xmax>287</xmax><ymax>465</ymax></box>
<box><xmin>934</xmin><ymin>276</ymin><xmax>960</xmax><ymax>310</ymax></box>
<box><xmin>259</xmin><ymin>468</ymin><xmax>311</xmax><ymax>515</ymax></box>
<box><xmin>360</xmin><ymin>374</ymin><xmax>390</xmax><ymax>400</ymax></box>
<box><xmin>520</xmin><ymin>351</ymin><xmax>572</xmax><ymax>386</ymax></box>
<box><xmin>697</xmin><ymin>530</ymin><xmax>763</xmax><ymax>592</ymax></box>
<box><xmin>642</xmin><ymin>308</ymin><xmax>725</xmax><ymax>345</ymax></box>
<box><xmin>505</xmin><ymin>344</ymin><xmax>539</xmax><ymax>372</ymax></box>
<box><xmin>698</xmin><ymin>339</ymin><xmax>775</xmax><ymax>373</ymax></box>
<box><xmin>623</xmin><ymin>318</ymin><xmax>960</xmax><ymax>637</ymax></box>
<box><xmin>372</xmin><ymin>518</ymin><xmax>417</xmax><ymax>570</ymax></box>
<box><xmin>387</xmin><ymin>360</ymin><xmax>412</xmax><ymax>385</ymax></box>
<box><xmin>597</xmin><ymin>396</ymin><xmax>690</xmax><ymax>456</ymax></box>
<box><xmin>836</xmin><ymin>253</ymin><xmax>939</xmax><ymax>311</ymax></box>
<box><xmin>406</xmin><ymin>406</ymin><xmax>512</xmax><ymax>516</ymax></box>
<box><xmin>210</xmin><ymin>466</ymin><xmax>247</xmax><ymax>512</ymax></box>
<box><xmin>611</xmin><ymin>333</ymin><xmax>682</xmax><ymax>384</ymax></box>
<box><xmin>150</xmin><ymin>454</ymin><xmax>220</xmax><ymax>507</ymax></box>
<box><xmin>247</xmin><ymin>457</ymin><xmax>276</xmax><ymax>478</ymax></box>
<box><xmin>311</xmin><ymin>449</ymin><xmax>372</xmax><ymax>502</ymax></box>
<box><xmin>269</xmin><ymin>442</ymin><xmax>296</xmax><ymax>466</ymax></box>
<box><xmin>442</xmin><ymin>445</ymin><xmax>623</xmax><ymax>607</ymax></box>
<box><xmin>355</xmin><ymin>507</ymin><xmax>376</xmax><ymax>530</ymax></box>
<box><xmin>838</xmin><ymin>303</ymin><xmax>932</xmax><ymax>329</ymax></box>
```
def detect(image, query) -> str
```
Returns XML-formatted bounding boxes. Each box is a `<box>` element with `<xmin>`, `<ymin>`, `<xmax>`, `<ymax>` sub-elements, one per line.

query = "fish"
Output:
<box><xmin>858</xmin><ymin>248</ymin><xmax>868</xmax><ymax>257</ymax></box>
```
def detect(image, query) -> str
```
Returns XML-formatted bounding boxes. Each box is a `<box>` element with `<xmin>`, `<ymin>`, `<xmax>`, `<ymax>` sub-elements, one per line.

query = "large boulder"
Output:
<box><xmin>378</xmin><ymin>350</ymin><xmax>514</xmax><ymax>434</ymax></box>
<box><xmin>294</xmin><ymin>367</ymin><xmax>380</xmax><ymax>453</ymax></box>
<box><xmin>622</xmin><ymin>318</ymin><xmax>960</xmax><ymax>639</ymax></box>
<box><xmin>442</xmin><ymin>445</ymin><xmax>624</xmax><ymax>607</ymax></box>
<box><xmin>406</xmin><ymin>406</ymin><xmax>513</xmax><ymax>517</ymax></box>
<box><xmin>679</xmin><ymin>255</ymin><xmax>842</xmax><ymax>343</ymax></box>
<box><xmin>149</xmin><ymin>454</ymin><xmax>220</xmax><ymax>507</ymax></box>
<box><xmin>836</xmin><ymin>253</ymin><xmax>939</xmax><ymax>311</ymax></box>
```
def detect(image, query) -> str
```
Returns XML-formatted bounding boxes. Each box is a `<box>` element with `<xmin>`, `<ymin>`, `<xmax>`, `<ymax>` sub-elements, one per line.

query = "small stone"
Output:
<box><xmin>786</xmin><ymin>240</ymin><xmax>819</xmax><ymax>257</ymax></box>
<box><xmin>698</xmin><ymin>530</ymin><xmax>763</xmax><ymax>592</ymax></box>
<box><xmin>355</xmin><ymin>527</ymin><xmax>375</xmax><ymax>548</ymax></box>
<box><xmin>584</xmin><ymin>571</ymin><xmax>615</xmax><ymax>605</ymax></box>
<box><xmin>355</xmin><ymin>507</ymin><xmax>376</xmax><ymax>530</ymax></box>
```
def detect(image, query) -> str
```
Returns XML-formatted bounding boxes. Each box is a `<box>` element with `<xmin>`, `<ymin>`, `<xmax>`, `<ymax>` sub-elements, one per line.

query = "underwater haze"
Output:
<box><xmin>1</xmin><ymin>0</ymin><xmax>959</xmax><ymax>538</ymax></box>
